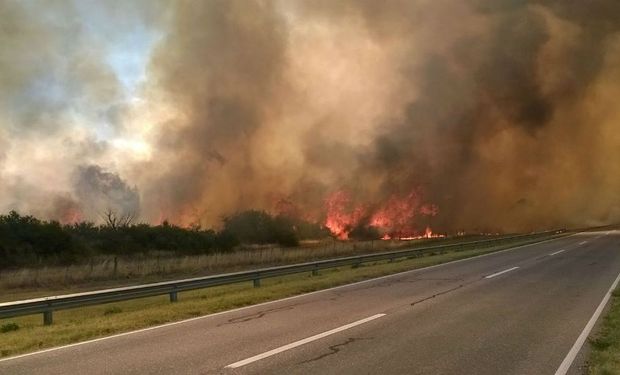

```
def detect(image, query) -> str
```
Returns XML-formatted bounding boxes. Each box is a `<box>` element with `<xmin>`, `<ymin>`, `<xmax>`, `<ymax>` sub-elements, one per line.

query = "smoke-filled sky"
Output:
<box><xmin>1</xmin><ymin>0</ymin><xmax>620</xmax><ymax>233</ymax></box>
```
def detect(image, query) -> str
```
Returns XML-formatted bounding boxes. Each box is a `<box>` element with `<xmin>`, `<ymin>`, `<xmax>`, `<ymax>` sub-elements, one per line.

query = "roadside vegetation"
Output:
<box><xmin>0</xmin><ymin>234</ymin><xmax>537</xmax><ymax>299</ymax></box>
<box><xmin>0</xmin><ymin>233</ymin><xmax>564</xmax><ymax>358</ymax></box>
<box><xmin>0</xmin><ymin>209</ymin><xmax>328</xmax><ymax>270</ymax></box>
<box><xmin>587</xmin><ymin>288</ymin><xmax>620</xmax><ymax>374</ymax></box>
<box><xmin>0</xmin><ymin>236</ymin><xmax>452</xmax><ymax>293</ymax></box>
<box><xmin>0</xmin><ymin>210</ymin><xmax>508</xmax><ymax>293</ymax></box>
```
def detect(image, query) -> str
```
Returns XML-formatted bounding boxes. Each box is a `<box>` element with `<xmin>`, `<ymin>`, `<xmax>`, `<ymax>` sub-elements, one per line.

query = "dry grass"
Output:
<box><xmin>0</xmin><ymin>236</ymin><xmax>488</xmax><ymax>292</ymax></box>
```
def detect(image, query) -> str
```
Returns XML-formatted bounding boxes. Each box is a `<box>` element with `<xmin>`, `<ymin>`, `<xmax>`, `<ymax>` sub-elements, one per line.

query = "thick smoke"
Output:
<box><xmin>138</xmin><ymin>0</ymin><xmax>293</xmax><ymax>225</ymax></box>
<box><xmin>2</xmin><ymin>0</ymin><xmax>620</xmax><ymax>232</ymax></box>
<box><xmin>74</xmin><ymin>165</ymin><xmax>140</xmax><ymax>221</ymax></box>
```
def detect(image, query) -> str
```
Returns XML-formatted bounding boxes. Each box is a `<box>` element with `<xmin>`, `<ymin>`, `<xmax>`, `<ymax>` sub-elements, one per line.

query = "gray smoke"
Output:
<box><xmin>74</xmin><ymin>165</ymin><xmax>140</xmax><ymax>221</ymax></box>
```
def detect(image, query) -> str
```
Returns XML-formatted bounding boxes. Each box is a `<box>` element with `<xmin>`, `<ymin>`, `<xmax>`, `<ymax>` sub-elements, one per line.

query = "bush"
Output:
<box><xmin>349</xmin><ymin>224</ymin><xmax>381</xmax><ymax>241</ymax></box>
<box><xmin>0</xmin><ymin>211</ymin><xmax>83</xmax><ymax>268</ymax></box>
<box><xmin>0</xmin><ymin>211</ymin><xmax>241</xmax><ymax>269</ymax></box>
<box><xmin>103</xmin><ymin>306</ymin><xmax>122</xmax><ymax>315</ymax></box>
<box><xmin>0</xmin><ymin>322</ymin><xmax>19</xmax><ymax>333</ymax></box>
<box><xmin>223</xmin><ymin>210</ymin><xmax>300</xmax><ymax>246</ymax></box>
<box><xmin>0</xmin><ymin>209</ymin><xmax>329</xmax><ymax>269</ymax></box>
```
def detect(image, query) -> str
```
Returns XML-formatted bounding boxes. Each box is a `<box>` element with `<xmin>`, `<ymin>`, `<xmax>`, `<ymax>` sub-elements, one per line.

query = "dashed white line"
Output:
<box><xmin>554</xmin><ymin>270</ymin><xmax>620</xmax><ymax>375</ymax></box>
<box><xmin>225</xmin><ymin>314</ymin><xmax>386</xmax><ymax>369</ymax></box>
<box><xmin>579</xmin><ymin>241</ymin><xmax>587</xmax><ymax>245</ymax></box>
<box><xmin>485</xmin><ymin>267</ymin><xmax>520</xmax><ymax>279</ymax></box>
<box><xmin>549</xmin><ymin>250</ymin><xmax>565</xmax><ymax>256</ymax></box>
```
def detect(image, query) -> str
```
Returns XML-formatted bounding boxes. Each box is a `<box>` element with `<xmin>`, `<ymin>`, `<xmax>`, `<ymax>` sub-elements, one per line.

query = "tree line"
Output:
<box><xmin>0</xmin><ymin>210</ymin><xmax>329</xmax><ymax>269</ymax></box>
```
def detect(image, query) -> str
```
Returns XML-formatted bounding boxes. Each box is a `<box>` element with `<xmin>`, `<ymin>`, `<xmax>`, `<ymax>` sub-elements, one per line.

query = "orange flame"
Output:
<box><xmin>369</xmin><ymin>190</ymin><xmax>421</xmax><ymax>236</ymax></box>
<box><xmin>385</xmin><ymin>227</ymin><xmax>445</xmax><ymax>241</ymax></box>
<box><xmin>324</xmin><ymin>191</ymin><xmax>366</xmax><ymax>239</ymax></box>
<box><xmin>324</xmin><ymin>189</ymin><xmax>441</xmax><ymax>240</ymax></box>
<box><xmin>59</xmin><ymin>208</ymin><xmax>83</xmax><ymax>225</ymax></box>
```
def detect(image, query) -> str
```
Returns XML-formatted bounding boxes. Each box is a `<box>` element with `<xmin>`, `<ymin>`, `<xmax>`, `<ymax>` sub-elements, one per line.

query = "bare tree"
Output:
<box><xmin>101</xmin><ymin>208</ymin><xmax>134</xmax><ymax>229</ymax></box>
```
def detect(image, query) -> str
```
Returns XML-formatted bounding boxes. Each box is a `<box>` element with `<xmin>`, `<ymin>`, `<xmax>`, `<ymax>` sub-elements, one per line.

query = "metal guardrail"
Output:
<box><xmin>0</xmin><ymin>230</ymin><xmax>564</xmax><ymax>325</ymax></box>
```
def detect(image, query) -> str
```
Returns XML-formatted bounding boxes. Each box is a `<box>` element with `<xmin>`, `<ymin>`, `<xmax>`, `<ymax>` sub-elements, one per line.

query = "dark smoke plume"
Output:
<box><xmin>74</xmin><ymin>165</ymin><xmax>140</xmax><ymax>220</ymax></box>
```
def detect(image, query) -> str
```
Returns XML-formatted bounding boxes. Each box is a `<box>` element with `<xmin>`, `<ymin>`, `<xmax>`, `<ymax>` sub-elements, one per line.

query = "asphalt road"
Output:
<box><xmin>2</xmin><ymin>230</ymin><xmax>619</xmax><ymax>374</ymax></box>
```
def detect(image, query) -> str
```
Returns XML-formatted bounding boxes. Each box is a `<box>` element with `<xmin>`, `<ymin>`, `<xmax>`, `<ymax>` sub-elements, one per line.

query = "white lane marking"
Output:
<box><xmin>225</xmin><ymin>314</ymin><xmax>386</xmax><ymax>369</ymax></box>
<box><xmin>579</xmin><ymin>241</ymin><xmax>587</xmax><ymax>245</ymax></box>
<box><xmin>554</xmin><ymin>270</ymin><xmax>620</xmax><ymax>375</ymax></box>
<box><xmin>0</xmin><ymin>233</ymin><xmax>576</xmax><ymax>363</ymax></box>
<box><xmin>485</xmin><ymin>267</ymin><xmax>519</xmax><ymax>279</ymax></box>
<box><xmin>549</xmin><ymin>250</ymin><xmax>565</xmax><ymax>256</ymax></box>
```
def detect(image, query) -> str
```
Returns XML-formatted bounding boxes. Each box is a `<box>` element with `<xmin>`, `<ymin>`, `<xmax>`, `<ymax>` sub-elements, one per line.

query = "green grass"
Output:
<box><xmin>588</xmin><ymin>289</ymin><xmax>620</xmax><ymax>374</ymax></box>
<box><xmin>0</xmin><ymin>235</ymin><xmax>563</xmax><ymax>358</ymax></box>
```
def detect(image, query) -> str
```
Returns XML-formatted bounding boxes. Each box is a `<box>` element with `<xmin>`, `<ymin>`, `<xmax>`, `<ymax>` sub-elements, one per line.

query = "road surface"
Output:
<box><xmin>1</xmin><ymin>230</ymin><xmax>619</xmax><ymax>374</ymax></box>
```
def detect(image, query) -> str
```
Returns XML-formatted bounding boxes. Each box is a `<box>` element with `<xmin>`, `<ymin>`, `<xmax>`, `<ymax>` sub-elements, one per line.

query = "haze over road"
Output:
<box><xmin>2</xmin><ymin>231</ymin><xmax>619</xmax><ymax>374</ymax></box>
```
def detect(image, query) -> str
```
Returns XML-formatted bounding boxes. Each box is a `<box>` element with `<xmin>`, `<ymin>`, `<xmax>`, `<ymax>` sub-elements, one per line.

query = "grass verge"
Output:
<box><xmin>0</xmin><ymin>234</ymin><xmax>564</xmax><ymax>358</ymax></box>
<box><xmin>587</xmin><ymin>289</ymin><xmax>620</xmax><ymax>374</ymax></box>
<box><xmin>0</xmin><ymin>234</ymin><xmax>544</xmax><ymax>293</ymax></box>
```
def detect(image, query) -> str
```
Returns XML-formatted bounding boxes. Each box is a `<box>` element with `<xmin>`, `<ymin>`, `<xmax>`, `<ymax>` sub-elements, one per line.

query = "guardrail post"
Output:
<box><xmin>43</xmin><ymin>310</ymin><xmax>53</xmax><ymax>325</ymax></box>
<box><xmin>312</xmin><ymin>265</ymin><xmax>319</xmax><ymax>276</ymax></box>
<box><xmin>253</xmin><ymin>273</ymin><xmax>261</xmax><ymax>287</ymax></box>
<box><xmin>169</xmin><ymin>291</ymin><xmax>178</xmax><ymax>303</ymax></box>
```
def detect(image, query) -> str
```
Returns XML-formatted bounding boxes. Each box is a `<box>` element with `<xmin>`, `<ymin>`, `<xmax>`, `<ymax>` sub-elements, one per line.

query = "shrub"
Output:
<box><xmin>349</xmin><ymin>224</ymin><xmax>381</xmax><ymax>241</ymax></box>
<box><xmin>0</xmin><ymin>322</ymin><xmax>19</xmax><ymax>333</ymax></box>
<box><xmin>223</xmin><ymin>210</ymin><xmax>300</xmax><ymax>246</ymax></box>
<box><xmin>103</xmin><ymin>306</ymin><xmax>122</xmax><ymax>315</ymax></box>
<box><xmin>0</xmin><ymin>209</ymin><xmax>328</xmax><ymax>269</ymax></box>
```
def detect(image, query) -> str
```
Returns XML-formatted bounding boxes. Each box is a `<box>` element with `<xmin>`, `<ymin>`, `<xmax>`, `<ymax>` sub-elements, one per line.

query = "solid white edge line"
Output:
<box><xmin>484</xmin><ymin>266</ymin><xmax>520</xmax><ymax>279</ymax></box>
<box><xmin>554</xmin><ymin>270</ymin><xmax>620</xmax><ymax>375</ymax></box>
<box><xmin>0</xmin><ymin>232</ymin><xmax>577</xmax><ymax>363</ymax></box>
<box><xmin>225</xmin><ymin>313</ymin><xmax>386</xmax><ymax>369</ymax></box>
<box><xmin>549</xmin><ymin>250</ymin><xmax>566</xmax><ymax>256</ymax></box>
